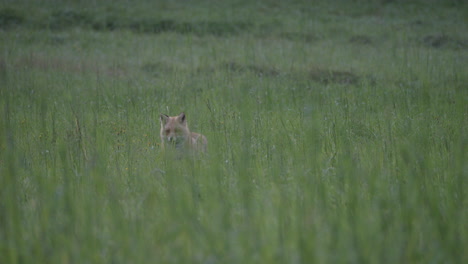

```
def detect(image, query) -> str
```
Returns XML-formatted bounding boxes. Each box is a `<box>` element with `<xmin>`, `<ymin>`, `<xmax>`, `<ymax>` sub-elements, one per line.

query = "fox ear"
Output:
<box><xmin>178</xmin><ymin>112</ymin><xmax>186</xmax><ymax>123</ymax></box>
<box><xmin>160</xmin><ymin>114</ymin><xmax>169</xmax><ymax>124</ymax></box>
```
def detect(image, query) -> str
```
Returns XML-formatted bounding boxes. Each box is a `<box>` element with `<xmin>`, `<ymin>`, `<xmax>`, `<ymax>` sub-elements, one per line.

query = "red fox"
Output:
<box><xmin>160</xmin><ymin>112</ymin><xmax>207</xmax><ymax>153</ymax></box>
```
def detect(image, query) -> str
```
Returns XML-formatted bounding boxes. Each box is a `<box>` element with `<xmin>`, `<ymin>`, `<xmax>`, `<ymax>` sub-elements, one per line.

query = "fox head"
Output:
<box><xmin>160</xmin><ymin>112</ymin><xmax>189</xmax><ymax>146</ymax></box>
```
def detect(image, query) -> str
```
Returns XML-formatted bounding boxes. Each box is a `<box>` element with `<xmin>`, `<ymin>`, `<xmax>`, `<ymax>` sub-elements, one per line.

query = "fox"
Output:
<box><xmin>160</xmin><ymin>112</ymin><xmax>207</xmax><ymax>154</ymax></box>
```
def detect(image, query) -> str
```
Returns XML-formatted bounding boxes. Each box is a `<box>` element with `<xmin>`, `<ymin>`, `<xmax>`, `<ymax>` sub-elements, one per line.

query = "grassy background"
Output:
<box><xmin>1</xmin><ymin>0</ymin><xmax>467</xmax><ymax>263</ymax></box>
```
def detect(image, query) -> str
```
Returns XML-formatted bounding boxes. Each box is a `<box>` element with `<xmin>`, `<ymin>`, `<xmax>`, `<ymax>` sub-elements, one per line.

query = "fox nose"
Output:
<box><xmin>167</xmin><ymin>136</ymin><xmax>174</xmax><ymax>142</ymax></box>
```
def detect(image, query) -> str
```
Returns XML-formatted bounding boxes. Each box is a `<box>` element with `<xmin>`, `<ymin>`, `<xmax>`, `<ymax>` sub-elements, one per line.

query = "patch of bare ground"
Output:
<box><xmin>278</xmin><ymin>32</ymin><xmax>319</xmax><ymax>43</ymax></box>
<box><xmin>349</xmin><ymin>35</ymin><xmax>373</xmax><ymax>45</ymax></box>
<box><xmin>220</xmin><ymin>62</ymin><xmax>375</xmax><ymax>85</ymax></box>
<box><xmin>308</xmin><ymin>68</ymin><xmax>361</xmax><ymax>85</ymax></box>
<box><xmin>192</xmin><ymin>61</ymin><xmax>372</xmax><ymax>86</ymax></box>
<box><xmin>4</xmin><ymin>53</ymin><xmax>127</xmax><ymax>77</ymax></box>
<box><xmin>223</xmin><ymin>62</ymin><xmax>280</xmax><ymax>77</ymax></box>
<box><xmin>139</xmin><ymin>60</ymin><xmax>374</xmax><ymax>86</ymax></box>
<box><xmin>423</xmin><ymin>34</ymin><xmax>467</xmax><ymax>49</ymax></box>
<box><xmin>140</xmin><ymin>62</ymin><xmax>175</xmax><ymax>77</ymax></box>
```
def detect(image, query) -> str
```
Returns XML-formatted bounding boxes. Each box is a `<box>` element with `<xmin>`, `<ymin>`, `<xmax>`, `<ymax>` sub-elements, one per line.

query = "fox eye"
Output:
<box><xmin>165</xmin><ymin>129</ymin><xmax>170</xmax><ymax>134</ymax></box>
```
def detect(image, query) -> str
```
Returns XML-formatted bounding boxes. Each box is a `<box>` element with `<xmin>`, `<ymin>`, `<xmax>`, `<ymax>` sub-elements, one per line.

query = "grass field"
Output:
<box><xmin>1</xmin><ymin>0</ymin><xmax>467</xmax><ymax>263</ymax></box>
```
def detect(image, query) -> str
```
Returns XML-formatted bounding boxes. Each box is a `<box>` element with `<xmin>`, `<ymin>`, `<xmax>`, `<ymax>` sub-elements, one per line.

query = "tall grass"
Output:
<box><xmin>1</xmin><ymin>0</ymin><xmax>467</xmax><ymax>263</ymax></box>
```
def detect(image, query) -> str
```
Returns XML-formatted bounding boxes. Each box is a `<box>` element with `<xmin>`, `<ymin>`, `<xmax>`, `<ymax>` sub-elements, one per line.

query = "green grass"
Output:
<box><xmin>1</xmin><ymin>0</ymin><xmax>467</xmax><ymax>263</ymax></box>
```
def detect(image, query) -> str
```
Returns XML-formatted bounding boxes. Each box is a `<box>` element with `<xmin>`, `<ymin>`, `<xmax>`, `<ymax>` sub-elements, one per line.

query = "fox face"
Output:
<box><xmin>160</xmin><ymin>112</ymin><xmax>189</xmax><ymax>148</ymax></box>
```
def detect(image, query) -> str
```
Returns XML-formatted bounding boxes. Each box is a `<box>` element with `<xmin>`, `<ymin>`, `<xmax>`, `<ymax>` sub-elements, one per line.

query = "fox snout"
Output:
<box><xmin>165</xmin><ymin>134</ymin><xmax>183</xmax><ymax>146</ymax></box>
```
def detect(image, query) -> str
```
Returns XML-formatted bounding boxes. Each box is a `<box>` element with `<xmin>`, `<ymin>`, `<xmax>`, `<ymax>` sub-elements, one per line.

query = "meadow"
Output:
<box><xmin>0</xmin><ymin>0</ymin><xmax>467</xmax><ymax>263</ymax></box>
